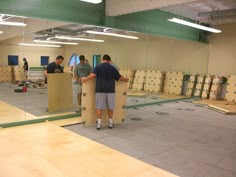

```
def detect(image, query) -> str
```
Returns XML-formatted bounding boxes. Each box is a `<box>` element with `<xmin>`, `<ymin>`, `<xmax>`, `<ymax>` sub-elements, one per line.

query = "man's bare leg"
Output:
<box><xmin>107</xmin><ymin>109</ymin><xmax>114</xmax><ymax>128</ymax></box>
<box><xmin>96</xmin><ymin>109</ymin><xmax>102</xmax><ymax>130</ymax></box>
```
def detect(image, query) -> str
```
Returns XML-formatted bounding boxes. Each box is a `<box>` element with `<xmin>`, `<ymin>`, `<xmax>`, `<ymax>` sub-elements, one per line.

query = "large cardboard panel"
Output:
<box><xmin>186</xmin><ymin>75</ymin><xmax>197</xmax><ymax>96</ymax></box>
<box><xmin>47</xmin><ymin>73</ymin><xmax>73</xmax><ymax>112</ymax></box>
<box><xmin>225</xmin><ymin>75</ymin><xmax>236</xmax><ymax>102</ymax></box>
<box><xmin>82</xmin><ymin>79</ymin><xmax>128</xmax><ymax>125</ymax></box>
<box><xmin>209</xmin><ymin>76</ymin><xmax>223</xmax><ymax>100</ymax></box>
<box><xmin>163</xmin><ymin>71</ymin><xmax>183</xmax><ymax>95</ymax></box>
<box><xmin>145</xmin><ymin>70</ymin><xmax>164</xmax><ymax>93</ymax></box>
<box><xmin>193</xmin><ymin>74</ymin><xmax>205</xmax><ymax>97</ymax></box>
<box><xmin>201</xmin><ymin>75</ymin><xmax>213</xmax><ymax>99</ymax></box>
<box><xmin>0</xmin><ymin>66</ymin><xmax>12</xmax><ymax>82</ymax></box>
<box><xmin>119</xmin><ymin>68</ymin><xmax>135</xmax><ymax>89</ymax></box>
<box><xmin>13</xmin><ymin>66</ymin><xmax>25</xmax><ymax>81</ymax></box>
<box><xmin>131</xmin><ymin>70</ymin><xmax>146</xmax><ymax>91</ymax></box>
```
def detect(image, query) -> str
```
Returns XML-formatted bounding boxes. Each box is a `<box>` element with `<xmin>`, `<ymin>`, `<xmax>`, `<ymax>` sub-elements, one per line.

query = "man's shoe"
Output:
<box><xmin>75</xmin><ymin>108</ymin><xmax>81</xmax><ymax>113</ymax></box>
<box><xmin>96</xmin><ymin>124</ymin><xmax>101</xmax><ymax>130</ymax></box>
<box><xmin>108</xmin><ymin>123</ymin><xmax>114</xmax><ymax>129</ymax></box>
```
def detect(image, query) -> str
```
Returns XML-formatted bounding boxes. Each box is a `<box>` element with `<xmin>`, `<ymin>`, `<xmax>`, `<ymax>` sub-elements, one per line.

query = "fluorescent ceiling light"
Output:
<box><xmin>0</xmin><ymin>21</ymin><xmax>26</xmax><ymax>26</ymax></box>
<box><xmin>86</xmin><ymin>30</ymin><xmax>139</xmax><ymax>39</ymax></box>
<box><xmin>51</xmin><ymin>36</ymin><xmax>104</xmax><ymax>42</ymax></box>
<box><xmin>167</xmin><ymin>17</ymin><xmax>221</xmax><ymax>33</ymax></box>
<box><xmin>0</xmin><ymin>31</ymin><xmax>2</xmax><ymax>34</ymax></box>
<box><xmin>33</xmin><ymin>39</ymin><xmax>78</xmax><ymax>45</ymax></box>
<box><xmin>19</xmin><ymin>43</ymin><xmax>61</xmax><ymax>48</ymax></box>
<box><xmin>80</xmin><ymin>0</ymin><xmax>102</xmax><ymax>4</ymax></box>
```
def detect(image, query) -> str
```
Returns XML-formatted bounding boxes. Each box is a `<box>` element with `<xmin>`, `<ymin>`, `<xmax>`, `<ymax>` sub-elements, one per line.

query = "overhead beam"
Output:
<box><xmin>106</xmin><ymin>0</ymin><xmax>201</xmax><ymax>16</ymax></box>
<box><xmin>198</xmin><ymin>9</ymin><xmax>236</xmax><ymax>18</ymax></box>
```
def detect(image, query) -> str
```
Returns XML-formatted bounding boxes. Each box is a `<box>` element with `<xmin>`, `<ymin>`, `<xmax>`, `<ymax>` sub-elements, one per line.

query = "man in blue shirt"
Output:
<box><xmin>44</xmin><ymin>55</ymin><xmax>64</xmax><ymax>84</ymax></box>
<box><xmin>81</xmin><ymin>54</ymin><xmax>128</xmax><ymax>130</ymax></box>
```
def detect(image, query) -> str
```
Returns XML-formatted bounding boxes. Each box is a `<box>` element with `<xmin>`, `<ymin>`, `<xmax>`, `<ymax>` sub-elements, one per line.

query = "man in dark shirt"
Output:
<box><xmin>44</xmin><ymin>55</ymin><xmax>64</xmax><ymax>83</ymax></box>
<box><xmin>23</xmin><ymin>58</ymin><xmax>29</xmax><ymax>81</ymax></box>
<box><xmin>81</xmin><ymin>54</ymin><xmax>128</xmax><ymax>130</ymax></box>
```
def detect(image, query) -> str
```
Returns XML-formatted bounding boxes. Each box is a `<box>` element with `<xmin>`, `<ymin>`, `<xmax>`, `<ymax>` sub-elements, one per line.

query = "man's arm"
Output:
<box><xmin>119</xmin><ymin>75</ymin><xmax>129</xmax><ymax>82</ymax></box>
<box><xmin>43</xmin><ymin>66</ymin><xmax>48</xmax><ymax>78</ymax></box>
<box><xmin>81</xmin><ymin>73</ymin><xmax>96</xmax><ymax>83</ymax></box>
<box><xmin>74</xmin><ymin>66</ymin><xmax>80</xmax><ymax>82</ymax></box>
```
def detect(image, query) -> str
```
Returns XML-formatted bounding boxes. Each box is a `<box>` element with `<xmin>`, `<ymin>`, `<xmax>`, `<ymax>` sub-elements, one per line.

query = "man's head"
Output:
<box><xmin>23</xmin><ymin>58</ymin><xmax>26</xmax><ymax>61</ymax></box>
<box><xmin>79</xmin><ymin>55</ymin><xmax>86</xmax><ymax>64</ymax></box>
<box><xmin>102</xmin><ymin>54</ymin><xmax>111</xmax><ymax>61</ymax></box>
<box><xmin>55</xmin><ymin>55</ymin><xmax>64</xmax><ymax>65</ymax></box>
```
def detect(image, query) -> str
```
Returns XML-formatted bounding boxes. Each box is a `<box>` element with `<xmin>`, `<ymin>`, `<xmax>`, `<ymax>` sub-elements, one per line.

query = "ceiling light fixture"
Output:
<box><xmin>80</xmin><ymin>0</ymin><xmax>102</xmax><ymax>4</ymax></box>
<box><xmin>167</xmin><ymin>17</ymin><xmax>221</xmax><ymax>33</ymax></box>
<box><xmin>86</xmin><ymin>30</ymin><xmax>139</xmax><ymax>39</ymax></box>
<box><xmin>0</xmin><ymin>21</ymin><xmax>27</xmax><ymax>27</ymax></box>
<box><xmin>0</xmin><ymin>31</ymin><xmax>3</xmax><ymax>34</ymax></box>
<box><xmin>51</xmin><ymin>36</ymin><xmax>104</xmax><ymax>42</ymax></box>
<box><xmin>19</xmin><ymin>43</ymin><xmax>61</xmax><ymax>48</ymax></box>
<box><xmin>33</xmin><ymin>39</ymin><xmax>78</xmax><ymax>45</ymax></box>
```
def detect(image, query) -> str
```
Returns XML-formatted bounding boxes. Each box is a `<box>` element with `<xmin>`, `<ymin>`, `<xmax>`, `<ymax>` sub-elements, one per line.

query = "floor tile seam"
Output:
<box><xmin>147</xmin><ymin>130</ymin><xmax>221</xmax><ymax>159</ymax></box>
<box><xmin>157</xmin><ymin>148</ymin><xmax>229</xmax><ymax>169</ymax></box>
<box><xmin>170</xmin><ymin>119</ymin><xmax>221</xmax><ymax>130</ymax></box>
<box><xmin>93</xmin><ymin>134</ymin><xmax>118</xmax><ymax>141</ymax></box>
<box><xmin>138</xmin><ymin>136</ymin><xmax>204</xmax><ymax>160</ymax></box>
<box><xmin>205</xmin><ymin>164</ymin><xmax>236</xmax><ymax>175</ymax></box>
<box><xmin>192</xmin><ymin>166</ymin><xmax>212</xmax><ymax>177</ymax></box>
<box><xmin>214</xmin><ymin>150</ymin><xmax>236</xmax><ymax>169</ymax></box>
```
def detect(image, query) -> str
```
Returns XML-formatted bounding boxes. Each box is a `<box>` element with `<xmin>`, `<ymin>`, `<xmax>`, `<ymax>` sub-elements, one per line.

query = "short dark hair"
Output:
<box><xmin>56</xmin><ymin>55</ymin><xmax>64</xmax><ymax>60</ymax></box>
<box><xmin>103</xmin><ymin>54</ymin><xmax>111</xmax><ymax>61</ymax></box>
<box><xmin>79</xmin><ymin>55</ymin><xmax>85</xmax><ymax>60</ymax></box>
<box><xmin>23</xmin><ymin>58</ymin><xmax>26</xmax><ymax>61</ymax></box>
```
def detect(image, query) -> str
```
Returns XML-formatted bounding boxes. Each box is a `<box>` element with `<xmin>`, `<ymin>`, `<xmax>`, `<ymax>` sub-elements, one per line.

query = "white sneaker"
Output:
<box><xmin>96</xmin><ymin>124</ymin><xmax>101</xmax><ymax>130</ymax></box>
<box><xmin>108</xmin><ymin>123</ymin><xmax>114</xmax><ymax>129</ymax></box>
<box><xmin>75</xmin><ymin>108</ymin><xmax>81</xmax><ymax>113</ymax></box>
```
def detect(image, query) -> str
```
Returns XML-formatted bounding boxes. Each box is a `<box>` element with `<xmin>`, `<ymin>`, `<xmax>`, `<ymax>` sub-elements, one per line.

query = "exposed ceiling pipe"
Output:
<box><xmin>198</xmin><ymin>9</ymin><xmax>236</xmax><ymax>24</ymax></box>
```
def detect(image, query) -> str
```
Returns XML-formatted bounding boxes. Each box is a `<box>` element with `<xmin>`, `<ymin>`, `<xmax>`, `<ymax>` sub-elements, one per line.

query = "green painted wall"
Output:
<box><xmin>105</xmin><ymin>10</ymin><xmax>205</xmax><ymax>42</ymax></box>
<box><xmin>0</xmin><ymin>0</ymin><xmax>105</xmax><ymax>25</ymax></box>
<box><xmin>0</xmin><ymin>0</ymin><xmax>207</xmax><ymax>42</ymax></box>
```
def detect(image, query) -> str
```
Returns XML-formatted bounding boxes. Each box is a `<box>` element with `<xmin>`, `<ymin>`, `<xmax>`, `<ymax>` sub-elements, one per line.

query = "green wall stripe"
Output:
<box><xmin>0</xmin><ymin>0</ymin><xmax>105</xmax><ymax>25</ymax></box>
<box><xmin>126</xmin><ymin>96</ymin><xmax>199</xmax><ymax>109</ymax></box>
<box><xmin>105</xmin><ymin>10</ymin><xmax>202</xmax><ymax>42</ymax></box>
<box><xmin>30</xmin><ymin>67</ymin><xmax>44</xmax><ymax>71</ymax></box>
<box><xmin>0</xmin><ymin>112</ymin><xmax>81</xmax><ymax>128</ymax></box>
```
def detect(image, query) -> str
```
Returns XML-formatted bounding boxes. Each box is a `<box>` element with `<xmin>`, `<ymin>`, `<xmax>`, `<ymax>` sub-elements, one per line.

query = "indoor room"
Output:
<box><xmin>0</xmin><ymin>0</ymin><xmax>236</xmax><ymax>177</ymax></box>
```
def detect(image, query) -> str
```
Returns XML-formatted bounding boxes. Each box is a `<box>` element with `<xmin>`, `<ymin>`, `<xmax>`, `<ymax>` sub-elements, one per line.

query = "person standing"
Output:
<box><xmin>44</xmin><ymin>55</ymin><xmax>64</xmax><ymax>83</ymax></box>
<box><xmin>81</xmin><ymin>54</ymin><xmax>128</xmax><ymax>130</ymax></box>
<box><xmin>44</xmin><ymin>55</ymin><xmax>64</xmax><ymax>112</ymax></box>
<box><xmin>74</xmin><ymin>55</ymin><xmax>92</xmax><ymax>112</ymax></box>
<box><xmin>23</xmin><ymin>58</ymin><xmax>29</xmax><ymax>81</ymax></box>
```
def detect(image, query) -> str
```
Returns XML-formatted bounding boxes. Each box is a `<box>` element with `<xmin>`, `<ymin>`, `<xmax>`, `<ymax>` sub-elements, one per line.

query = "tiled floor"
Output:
<box><xmin>65</xmin><ymin>101</ymin><xmax>236</xmax><ymax>177</ymax></box>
